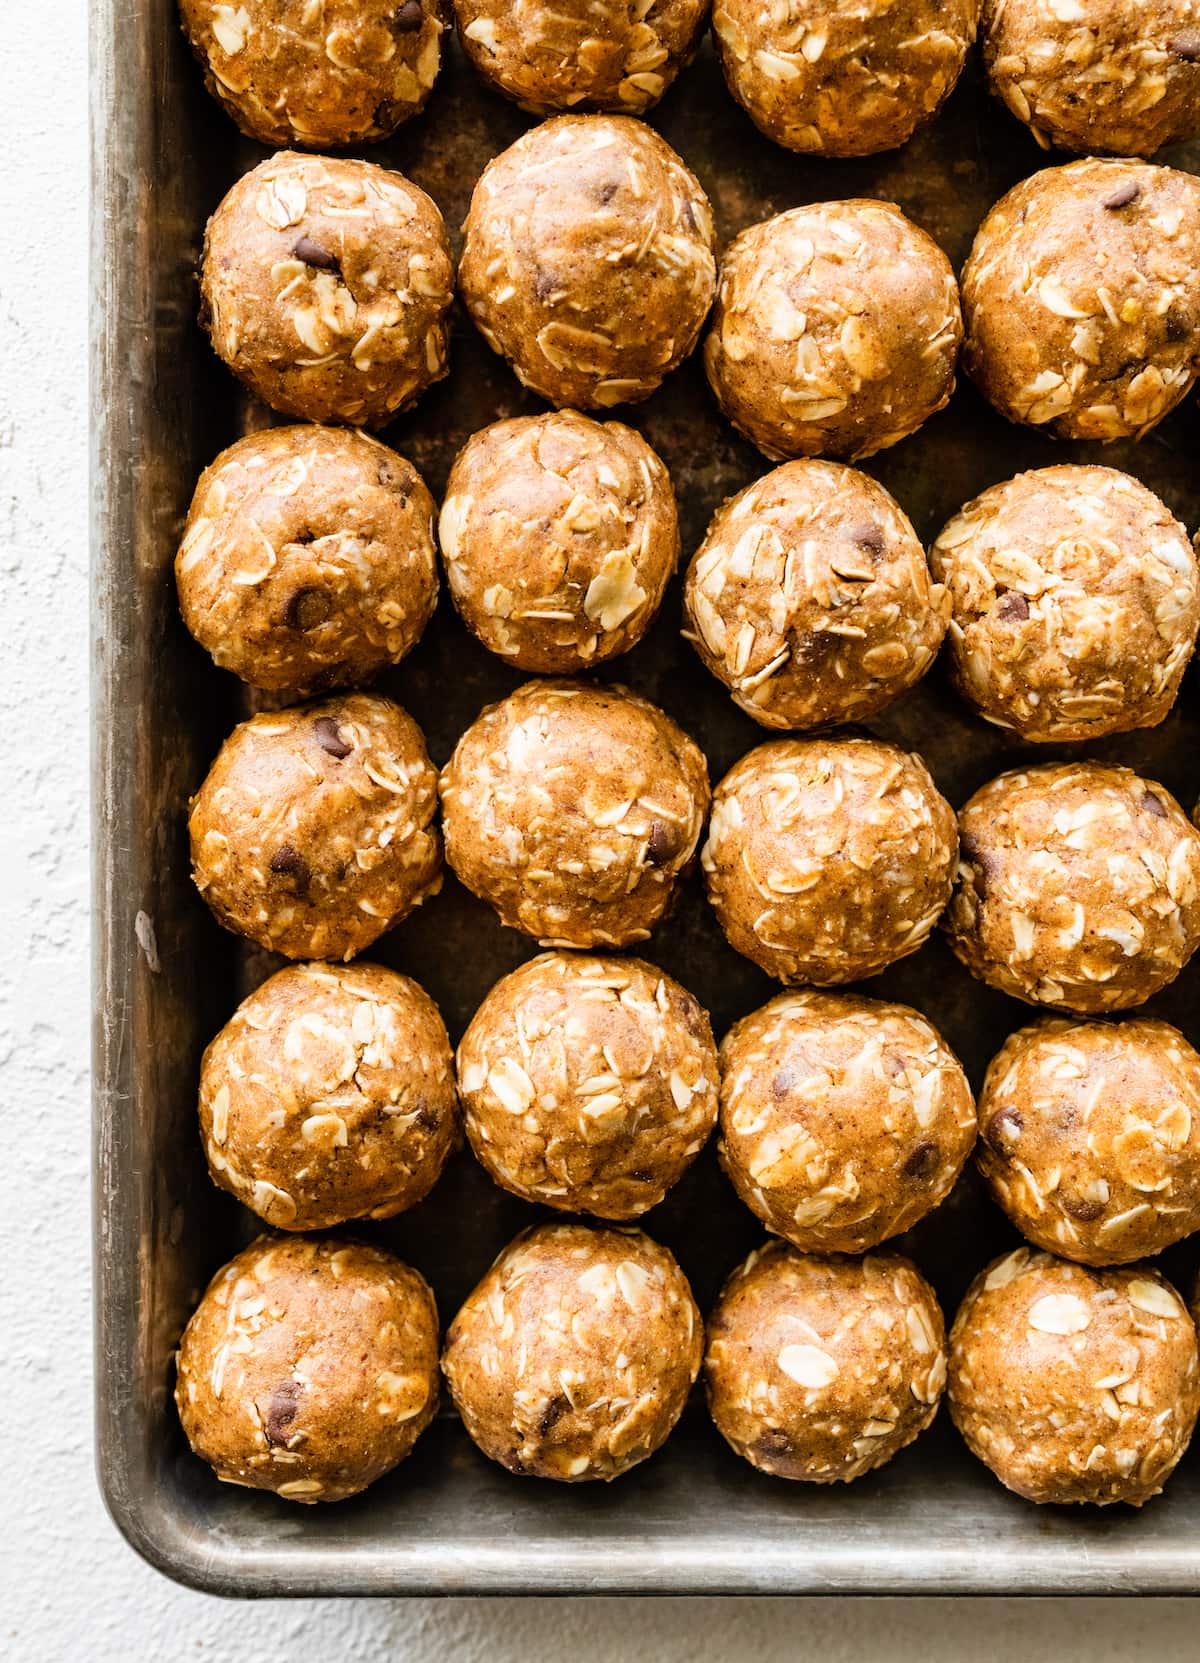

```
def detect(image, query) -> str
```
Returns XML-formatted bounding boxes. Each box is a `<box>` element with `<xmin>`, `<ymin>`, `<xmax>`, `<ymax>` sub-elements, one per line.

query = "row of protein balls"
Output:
<box><xmin>180</xmin><ymin>1</ymin><xmax>1200</xmax><ymax>162</ymax></box>
<box><xmin>196</xmin><ymin>128</ymin><xmax>1200</xmax><ymax>453</ymax></box>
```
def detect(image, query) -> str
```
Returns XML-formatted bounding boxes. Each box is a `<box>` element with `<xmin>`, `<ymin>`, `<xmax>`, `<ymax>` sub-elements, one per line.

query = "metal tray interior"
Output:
<box><xmin>93</xmin><ymin>0</ymin><xmax>1200</xmax><ymax>1596</ymax></box>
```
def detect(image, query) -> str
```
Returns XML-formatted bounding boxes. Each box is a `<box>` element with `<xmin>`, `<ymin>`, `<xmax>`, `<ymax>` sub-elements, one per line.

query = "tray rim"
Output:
<box><xmin>90</xmin><ymin>0</ymin><xmax>1200</xmax><ymax>1599</ymax></box>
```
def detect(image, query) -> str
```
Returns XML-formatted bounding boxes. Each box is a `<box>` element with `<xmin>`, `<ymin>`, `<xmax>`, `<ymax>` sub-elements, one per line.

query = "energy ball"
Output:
<box><xmin>703</xmin><ymin>736</ymin><xmax>957</xmax><ymax>985</ymax></box>
<box><xmin>982</xmin><ymin>0</ymin><xmax>1200</xmax><ymax>157</ymax></box>
<box><xmin>199</xmin><ymin>962</ymin><xmax>458</xmax><ymax>1231</ymax></box>
<box><xmin>961</xmin><ymin>160</ymin><xmax>1200</xmax><ymax>442</ymax></box>
<box><xmin>189</xmin><ymin>692</ymin><xmax>442</xmax><ymax>961</ymax></box>
<box><xmin>457</xmin><ymin>952</ymin><xmax>718</xmax><ymax>1219</ymax></box>
<box><xmin>175</xmin><ymin>1235</ymin><xmax>439</xmax><ymax>1503</ymax></box>
<box><xmin>713</xmin><ymin>0</ymin><xmax>978</xmax><ymax>157</ymax></box>
<box><xmin>703</xmin><ymin>200</ymin><xmax>962</xmax><ymax>462</ymax></box>
<box><xmin>458</xmin><ymin>116</ymin><xmax>716</xmax><ymax>410</ymax></box>
<box><xmin>948</xmin><ymin>1248</ymin><xmax>1200</xmax><ymax>1506</ymax></box>
<box><xmin>977</xmin><ymin>1016</ymin><xmax>1200</xmax><ymax>1266</ymax></box>
<box><xmin>705</xmin><ymin>1243</ymin><xmax>947</xmax><ymax>1483</ymax></box>
<box><xmin>719</xmin><ymin>992</ymin><xmax>975</xmax><ymax>1253</ymax></box>
<box><xmin>439</xmin><ymin>411</ymin><xmax>679</xmax><ymax>672</ymax></box>
<box><xmin>442</xmin><ymin>1221</ymin><xmax>701</xmax><ymax>1480</ymax></box>
<box><xmin>176</xmin><ymin>426</ymin><xmax>439</xmax><ymax>694</ymax></box>
<box><xmin>454</xmin><ymin>0</ymin><xmax>708</xmax><ymax>114</ymax></box>
<box><xmin>440</xmin><ymin>680</ymin><xmax>709</xmax><ymax>948</ymax></box>
<box><xmin>178</xmin><ymin>0</ymin><xmax>445</xmax><ymax>149</ymax></box>
<box><xmin>945</xmin><ymin>763</ymin><xmax>1200</xmax><ymax>1014</ymax></box>
<box><xmin>931</xmin><ymin>465</ymin><xmax>1199</xmax><ymax>743</ymax></box>
<box><xmin>200</xmin><ymin>152</ymin><xmax>453</xmax><ymax>427</ymax></box>
<box><xmin>684</xmin><ymin>459</ymin><xmax>949</xmax><ymax>729</ymax></box>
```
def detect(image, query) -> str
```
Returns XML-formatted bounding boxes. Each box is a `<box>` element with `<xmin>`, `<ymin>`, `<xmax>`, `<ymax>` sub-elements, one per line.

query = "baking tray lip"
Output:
<box><xmin>90</xmin><ymin>0</ymin><xmax>1200</xmax><ymax>1599</ymax></box>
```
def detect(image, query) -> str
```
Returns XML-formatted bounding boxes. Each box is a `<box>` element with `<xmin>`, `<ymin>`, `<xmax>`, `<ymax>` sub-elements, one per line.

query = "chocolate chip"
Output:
<box><xmin>534</xmin><ymin>268</ymin><xmax>560</xmax><ymax>302</ymax></box>
<box><xmin>596</xmin><ymin>180</ymin><xmax>619</xmax><ymax>205</ymax></box>
<box><xmin>646</xmin><ymin>818</ymin><xmax>682</xmax><ymax>865</ymax></box>
<box><xmin>1102</xmin><ymin>181</ymin><xmax>1141</xmax><ymax>211</ymax></box>
<box><xmin>1165</xmin><ymin>304</ymin><xmax>1192</xmax><ymax>343</ymax></box>
<box><xmin>771</xmin><ymin>1068</ymin><xmax>795</xmax><ymax>1099</ymax></box>
<box><xmin>1143</xmin><ymin>789</ymin><xmax>1168</xmax><ymax>819</ymax></box>
<box><xmin>282</xmin><ymin>587</ymin><xmax>331</xmax><ymax>631</ymax></box>
<box><xmin>850</xmin><ymin>521</ymin><xmax>884</xmax><ymax>556</ymax></box>
<box><xmin>629</xmin><ymin>1167</ymin><xmax>655</xmax><ymax>1182</ymax></box>
<box><xmin>987</xmin><ymin>1106</ymin><xmax>1023</xmax><ymax>1145</ymax></box>
<box><xmin>264</xmin><ymin>1380</ymin><xmax>302</xmax><ymax>1446</ymax></box>
<box><xmin>313</xmin><ymin>716</ymin><xmax>352</xmax><ymax>760</ymax></box>
<box><xmin>292</xmin><ymin>234</ymin><xmax>341</xmax><ymax>275</ymax></box>
<box><xmin>1061</xmin><ymin>1194</ymin><xmax>1105</xmax><ymax>1223</ymax></box>
<box><xmin>1170</xmin><ymin>29</ymin><xmax>1200</xmax><ymax>60</ymax></box>
<box><xmin>792</xmin><ymin>628</ymin><xmax>835</xmax><ymax>665</ymax></box>
<box><xmin>756</xmin><ymin>1428</ymin><xmax>792</xmax><ymax>1457</ymax></box>
<box><xmin>270</xmin><ymin>845</ymin><xmax>311</xmax><ymax>894</ymax></box>
<box><xmin>393</xmin><ymin>0</ymin><xmax>424</xmax><ymax>30</ymax></box>
<box><xmin>903</xmin><ymin>1141</ymin><xmax>939</xmax><ymax>1180</ymax></box>
<box><xmin>996</xmin><ymin>590</ymin><xmax>1030</xmax><ymax>622</ymax></box>
<box><xmin>377</xmin><ymin>458</ymin><xmax>408</xmax><ymax>492</ymax></box>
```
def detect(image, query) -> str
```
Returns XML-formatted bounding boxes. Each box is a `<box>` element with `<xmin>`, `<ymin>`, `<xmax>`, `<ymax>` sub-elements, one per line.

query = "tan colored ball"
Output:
<box><xmin>705</xmin><ymin>1242</ymin><xmax>947</xmax><ymax>1483</ymax></box>
<box><xmin>439</xmin><ymin>411</ymin><xmax>679</xmax><ymax>672</ymax></box>
<box><xmin>948</xmin><ymin>1248</ymin><xmax>1200</xmax><ymax>1506</ymax></box>
<box><xmin>175</xmin><ymin>1235</ymin><xmax>440</xmax><ymax>1503</ymax></box>
<box><xmin>442</xmin><ymin>1222</ymin><xmax>702</xmax><ymax>1481</ymax></box>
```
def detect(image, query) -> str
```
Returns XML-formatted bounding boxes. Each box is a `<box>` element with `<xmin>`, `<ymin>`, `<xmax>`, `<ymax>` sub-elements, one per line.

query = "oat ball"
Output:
<box><xmin>190</xmin><ymin>692</ymin><xmax>442</xmax><ymax>961</ymax></box>
<box><xmin>200</xmin><ymin>152</ymin><xmax>453</xmax><ymax>427</ymax></box>
<box><xmin>719</xmin><ymin>992</ymin><xmax>975</xmax><ymax>1253</ymax></box>
<box><xmin>199</xmin><ymin>962</ymin><xmax>458</xmax><ymax>1231</ymax></box>
<box><xmin>948</xmin><ymin>1248</ymin><xmax>1200</xmax><ymax>1506</ymax></box>
<box><xmin>705</xmin><ymin>1243</ymin><xmax>947</xmax><ymax>1483</ymax></box>
<box><xmin>931</xmin><ymin>465</ymin><xmax>1199</xmax><ymax>743</ymax></box>
<box><xmin>982</xmin><ymin>0</ymin><xmax>1200</xmax><ymax>157</ymax></box>
<box><xmin>439</xmin><ymin>411</ymin><xmax>679</xmax><ymax>672</ymax></box>
<box><xmin>714</xmin><ymin>0</ymin><xmax>977</xmax><ymax>157</ymax></box>
<box><xmin>176</xmin><ymin>426</ymin><xmax>438</xmax><ymax>695</ymax></box>
<box><xmin>458</xmin><ymin>116</ymin><xmax>716</xmax><ymax>410</ymax></box>
<box><xmin>703</xmin><ymin>736</ymin><xmax>958</xmax><ymax>985</ymax></box>
<box><xmin>977</xmin><ymin>1017</ymin><xmax>1200</xmax><ymax>1267</ymax></box>
<box><xmin>454</xmin><ymin>0</ymin><xmax>708</xmax><ymax>114</ymax></box>
<box><xmin>175</xmin><ymin>1235</ymin><xmax>439</xmax><ymax>1503</ymax></box>
<box><xmin>179</xmin><ymin>0</ymin><xmax>446</xmax><ymax>149</ymax></box>
<box><xmin>457</xmin><ymin>953</ymin><xmax>718</xmax><ymax>1219</ymax></box>
<box><xmin>703</xmin><ymin>201</ymin><xmax>962</xmax><ymax>462</ymax></box>
<box><xmin>442</xmin><ymin>1221</ymin><xmax>701</xmax><ymax>1480</ymax></box>
<box><xmin>684</xmin><ymin>460</ymin><xmax>949</xmax><ymax>729</ymax></box>
<box><xmin>961</xmin><ymin>160</ymin><xmax>1200</xmax><ymax>442</ymax></box>
<box><xmin>440</xmin><ymin>680</ymin><xmax>709</xmax><ymax>948</ymax></box>
<box><xmin>945</xmin><ymin>763</ymin><xmax>1200</xmax><ymax>1014</ymax></box>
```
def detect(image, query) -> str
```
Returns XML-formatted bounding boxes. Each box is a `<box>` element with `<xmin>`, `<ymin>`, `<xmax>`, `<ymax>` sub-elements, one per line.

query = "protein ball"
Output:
<box><xmin>199</xmin><ymin>962</ymin><xmax>458</xmax><ymax>1231</ymax></box>
<box><xmin>458</xmin><ymin>116</ymin><xmax>716</xmax><ymax>410</ymax></box>
<box><xmin>703</xmin><ymin>736</ymin><xmax>958</xmax><ymax>985</ymax></box>
<box><xmin>440</xmin><ymin>680</ymin><xmax>709</xmax><ymax>948</ymax></box>
<box><xmin>189</xmin><ymin>692</ymin><xmax>442</xmax><ymax>961</ymax></box>
<box><xmin>175</xmin><ymin>1235</ymin><xmax>439</xmax><ymax>1503</ymax></box>
<box><xmin>439</xmin><ymin>411</ymin><xmax>679</xmax><ymax>672</ymax></box>
<box><xmin>948</xmin><ymin>1248</ymin><xmax>1200</xmax><ymax>1506</ymax></box>
<box><xmin>961</xmin><ymin>159</ymin><xmax>1200</xmax><ymax>442</ymax></box>
<box><xmin>982</xmin><ymin>0</ymin><xmax>1200</xmax><ymax>157</ymax></box>
<box><xmin>714</xmin><ymin>0</ymin><xmax>977</xmax><ymax>157</ymax></box>
<box><xmin>703</xmin><ymin>200</ymin><xmax>962</xmax><ymax>462</ymax></box>
<box><xmin>706</xmin><ymin>1243</ymin><xmax>947</xmax><ymax>1483</ymax></box>
<box><xmin>945</xmin><ymin>763</ymin><xmax>1200</xmax><ymax>1014</ymax></box>
<box><xmin>454</xmin><ymin>0</ymin><xmax>708</xmax><ymax>114</ymax></box>
<box><xmin>176</xmin><ymin>426</ymin><xmax>439</xmax><ymax>694</ymax></box>
<box><xmin>443</xmin><ymin>1221</ymin><xmax>700</xmax><ymax>1480</ymax></box>
<box><xmin>684</xmin><ymin>459</ymin><xmax>949</xmax><ymax>729</ymax></box>
<box><xmin>931</xmin><ymin>465</ymin><xmax>1199</xmax><ymax>743</ymax></box>
<box><xmin>719</xmin><ymin>992</ymin><xmax>975</xmax><ymax>1254</ymax></box>
<box><xmin>200</xmin><ymin>152</ymin><xmax>453</xmax><ymax>427</ymax></box>
<box><xmin>178</xmin><ymin>0</ymin><xmax>445</xmax><ymax>149</ymax></box>
<box><xmin>457</xmin><ymin>952</ymin><xmax>718</xmax><ymax>1219</ymax></box>
<box><xmin>977</xmin><ymin>1017</ymin><xmax>1200</xmax><ymax>1268</ymax></box>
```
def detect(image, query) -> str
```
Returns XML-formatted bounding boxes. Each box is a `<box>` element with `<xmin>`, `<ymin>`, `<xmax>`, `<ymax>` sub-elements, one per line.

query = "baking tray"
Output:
<box><xmin>92</xmin><ymin>0</ymin><xmax>1200</xmax><ymax>1596</ymax></box>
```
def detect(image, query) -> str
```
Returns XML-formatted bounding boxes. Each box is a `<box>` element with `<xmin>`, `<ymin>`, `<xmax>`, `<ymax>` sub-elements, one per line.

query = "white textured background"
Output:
<box><xmin>3</xmin><ymin>5</ymin><xmax>1198</xmax><ymax>1656</ymax></box>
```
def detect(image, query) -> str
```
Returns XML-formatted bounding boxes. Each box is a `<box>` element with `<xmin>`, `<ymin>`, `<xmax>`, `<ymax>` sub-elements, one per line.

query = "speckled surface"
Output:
<box><xmin>6</xmin><ymin>1</ymin><xmax>1200</xmax><ymax>1654</ymax></box>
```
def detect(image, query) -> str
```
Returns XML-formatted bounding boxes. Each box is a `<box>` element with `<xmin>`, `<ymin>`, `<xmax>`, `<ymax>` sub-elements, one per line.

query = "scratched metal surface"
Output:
<box><xmin>94</xmin><ymin>0</ymin><xmax>1200</xmax><ymax>1595</ymax></box>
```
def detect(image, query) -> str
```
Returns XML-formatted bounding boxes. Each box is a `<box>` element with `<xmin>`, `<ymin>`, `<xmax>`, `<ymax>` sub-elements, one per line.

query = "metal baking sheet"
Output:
<box><xmin>93</xmin><ymin>0</ymin><xmax>1200</xmax><ymax>1596</ymax></box>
